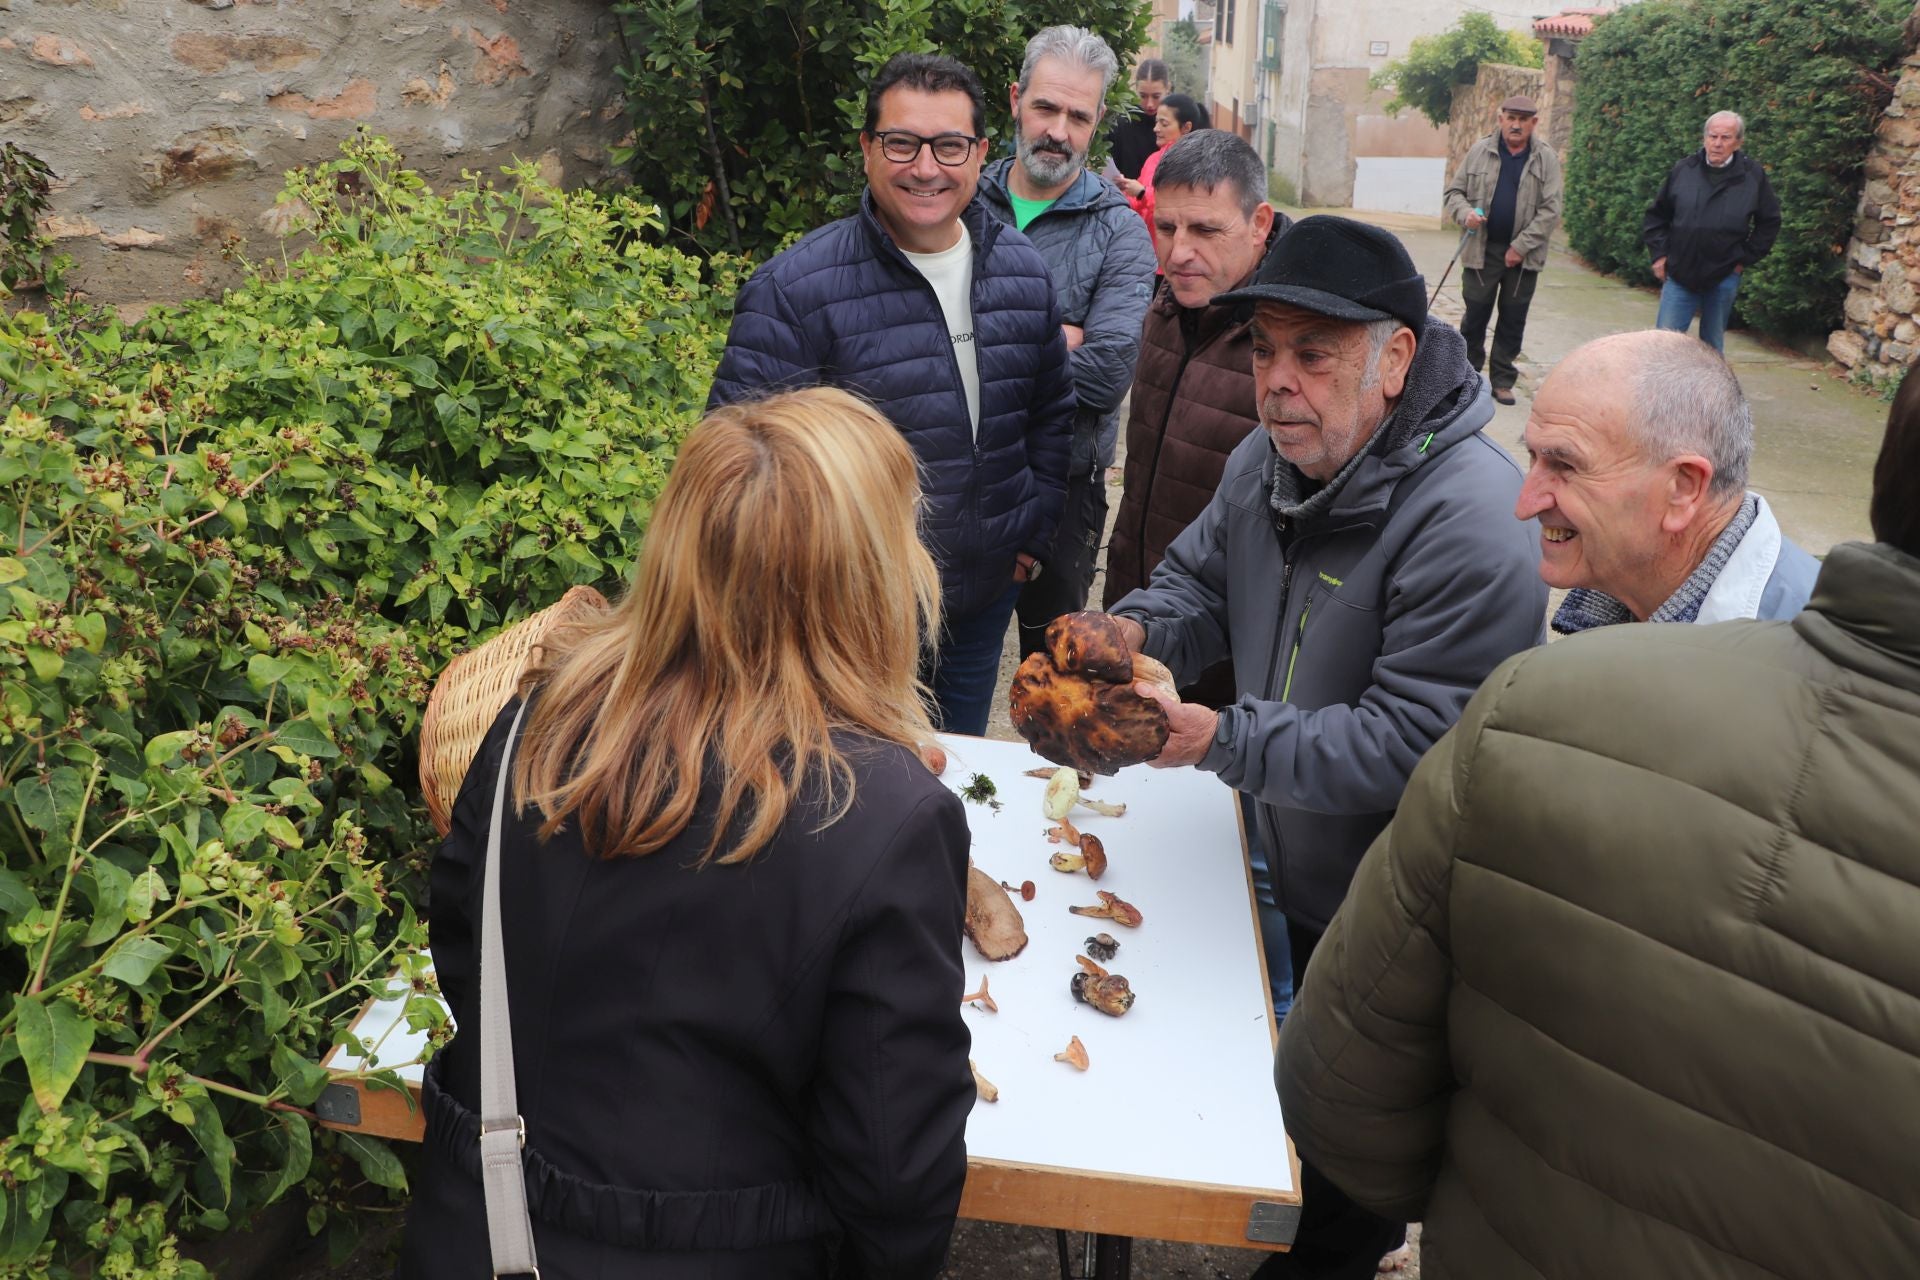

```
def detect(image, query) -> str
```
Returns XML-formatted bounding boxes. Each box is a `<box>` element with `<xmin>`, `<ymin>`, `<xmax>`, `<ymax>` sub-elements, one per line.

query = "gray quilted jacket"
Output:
<box><xmin>978</xmin><ymin>159</ymin><xmax>1157</xmax><ymax>473</ymax></box>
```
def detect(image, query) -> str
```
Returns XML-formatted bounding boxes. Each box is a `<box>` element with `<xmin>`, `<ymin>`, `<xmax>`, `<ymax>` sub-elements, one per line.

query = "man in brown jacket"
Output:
<box><xmin>1273</xmin><ymin>366</ymin><xmax>1920</xmax><ymax>1277</ymax></box>
<box><xmin>1103</xmin><ymin>127</ymin><xmax>1288</xmax><ymax>653</ymax></box>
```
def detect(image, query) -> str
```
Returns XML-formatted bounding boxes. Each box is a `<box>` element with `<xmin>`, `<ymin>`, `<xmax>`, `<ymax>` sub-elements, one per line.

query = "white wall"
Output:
<box><xmin>1351</xmin><ymin>157</ymin><xmax>1447</xmax><ymax>216</ymax></box>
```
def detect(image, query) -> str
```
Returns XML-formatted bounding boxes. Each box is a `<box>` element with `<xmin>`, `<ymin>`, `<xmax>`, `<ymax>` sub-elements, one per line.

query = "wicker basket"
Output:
<box><xmin>417</xmin><ymin>585</ymin><xmax>611</xmax><ymax>836</ymax></box>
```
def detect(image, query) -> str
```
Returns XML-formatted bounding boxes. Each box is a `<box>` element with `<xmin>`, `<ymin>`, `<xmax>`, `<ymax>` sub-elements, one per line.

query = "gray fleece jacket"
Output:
<box><xmin>979</xmin><ymin>158</ymin><xmax>1157</xmax><ymax>473</ymax></box>
<box><xmin>1112</xmin><ymin>321</ymin><xmax>1547</xmax><ymax>931</ymax></box>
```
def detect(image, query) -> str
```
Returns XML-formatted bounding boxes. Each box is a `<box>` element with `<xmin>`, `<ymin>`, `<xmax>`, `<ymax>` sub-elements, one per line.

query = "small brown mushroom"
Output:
<box><xmin>1080</xmin><ymin>833</ymin><xmax>1107</xmax><ymax>881</ymax></box>
<box><xmin>961</xmin><ymin>975</ymin><xmax>998</xmax><ymax>1014</ymax></box>
<box><xmin>1070</xmin><ymin>970</ymin><xmax>1136</xmax><ymax>1017</ymax></box>
<box><xmin>1019</xmin><ymin>880</ymin><xmax>1036</xmax><ymax>902</ymax></box>
<box><xmin>1068</xmin><ymin>890</ymin><xmax>1143</xmax><ymax>928</ymax></box>
<box><xmin>1054</xmin><ymin>1036</ymin><xmax>1090</xmax><ymax>1071</ymax></box>
<box><xmin>970</xmin><ymin>1059</ymin><xmax>999</xmax><ymax>1102</ymax></box>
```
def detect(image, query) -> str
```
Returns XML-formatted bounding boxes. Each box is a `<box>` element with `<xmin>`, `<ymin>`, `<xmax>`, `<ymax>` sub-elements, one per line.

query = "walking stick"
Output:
<box><xmin>1429</xmin><ymin>212</ymin><xmax>1482</xmax><ymax>308</ymax></box>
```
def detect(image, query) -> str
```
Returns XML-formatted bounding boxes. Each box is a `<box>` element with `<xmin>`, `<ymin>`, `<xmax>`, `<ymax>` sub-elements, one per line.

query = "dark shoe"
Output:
<box><xmin>1491</xmin><ymin>386</ymin><xmax>1517</xmax><ymax>405</ymax></box>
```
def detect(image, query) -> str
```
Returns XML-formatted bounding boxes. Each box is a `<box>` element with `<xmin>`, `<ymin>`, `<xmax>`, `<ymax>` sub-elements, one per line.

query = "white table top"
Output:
<box><xmin>327</xmin><ymin>732</ymin><xmax>1292</xmax><ymax>1199</ymax></box>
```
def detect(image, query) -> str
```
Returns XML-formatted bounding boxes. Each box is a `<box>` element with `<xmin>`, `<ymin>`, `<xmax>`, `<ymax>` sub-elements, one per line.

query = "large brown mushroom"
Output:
<box><xmin>1008</xmin><ymin>613</ymin><xmax>1178</xmax><ymax>775</ymax></box>
<box><xmin>964</xmin><ymin>865</ymin><xmax>1029</xmax><ymax>961</ymax></box>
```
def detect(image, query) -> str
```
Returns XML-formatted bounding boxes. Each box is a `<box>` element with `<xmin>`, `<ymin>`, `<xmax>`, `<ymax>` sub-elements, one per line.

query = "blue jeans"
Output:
<box><xmin>1655</xmin><ymin>272</ymin><xmax>1741</xmax><ymax>352</ymax></box>
<box><xmin>1240</xmin><ymin>792</ymin><xmax>1294</xmax><ymax>1021</ymax></box>
<box><xmin>925</xmin><ymin>581</ymin><xmax>1021</xmax><ymax>737</ymax></box>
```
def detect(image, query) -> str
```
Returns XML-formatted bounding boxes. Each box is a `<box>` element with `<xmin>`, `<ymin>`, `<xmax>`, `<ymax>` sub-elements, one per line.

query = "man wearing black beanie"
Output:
<box><xmin>1103</xmin><ymin>215</ymin><xmax>1548</xmax><ymax>1278</ymax></box>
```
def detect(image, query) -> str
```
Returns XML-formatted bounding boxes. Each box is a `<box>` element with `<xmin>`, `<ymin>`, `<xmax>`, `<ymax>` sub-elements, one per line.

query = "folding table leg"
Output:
<box><xmin>1091</xmin><ymin>1233</ymin><xmax>1132</xmax><ymax>1278</ymax></box>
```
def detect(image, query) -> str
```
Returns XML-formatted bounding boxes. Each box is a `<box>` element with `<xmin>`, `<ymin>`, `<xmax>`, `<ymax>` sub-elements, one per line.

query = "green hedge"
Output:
<box><xmin>1565</xmin><ymin>0</ymin><xmax>1907</xmax><ymax>337</ymax></box>
<box><xmin>611</xmin><ymin>0</ymin><xmax>1156</xmax><ymax>257</ymax></box>
<box><xmin>0</xmin><ymin>135</ymin><xmax>729</xmax><ymax>1277</ymax></box>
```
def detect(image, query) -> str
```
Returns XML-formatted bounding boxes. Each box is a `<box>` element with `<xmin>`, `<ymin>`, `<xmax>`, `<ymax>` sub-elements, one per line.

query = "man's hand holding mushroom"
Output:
<box><xmin>1129</xmin><ymin>678</ymin><xmax>1218</xmax><ymax>768</ymax></box>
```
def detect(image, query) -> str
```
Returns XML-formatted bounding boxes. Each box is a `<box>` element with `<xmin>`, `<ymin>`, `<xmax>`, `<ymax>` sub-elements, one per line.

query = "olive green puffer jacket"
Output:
<box><xmin>1275</xmin><ymin>540</ymin><xmax>1920</xmax><ymax>1279</ymax></box>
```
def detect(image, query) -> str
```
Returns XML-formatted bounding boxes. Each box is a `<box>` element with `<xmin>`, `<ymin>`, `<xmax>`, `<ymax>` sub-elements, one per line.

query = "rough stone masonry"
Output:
<box><xmin>2</xmin><ymin>0</ymin><xmax>629</xmax><ymax>303</ymax></box>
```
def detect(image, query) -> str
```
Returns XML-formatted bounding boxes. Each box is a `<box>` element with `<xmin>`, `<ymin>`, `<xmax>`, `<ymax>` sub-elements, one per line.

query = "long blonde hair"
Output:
<box><xmin>512</xmin><ymin>387</ymin><xmax>942</xmax><ymax>863</ymax></box>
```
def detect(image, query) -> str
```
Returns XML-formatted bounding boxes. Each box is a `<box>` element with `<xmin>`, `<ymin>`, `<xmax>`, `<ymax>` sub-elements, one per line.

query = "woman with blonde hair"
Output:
<box><xmin>400</xmin><ymin>387</ymin><xmax>975</xmax><ymax>1279</ymax></box>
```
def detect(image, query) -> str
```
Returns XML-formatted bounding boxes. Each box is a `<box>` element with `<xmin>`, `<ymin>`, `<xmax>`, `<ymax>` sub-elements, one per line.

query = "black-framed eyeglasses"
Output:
<box><xmin>869</xmin><ymin>130</ymin><xmax>983</xmax><ymax>166</ymax></box>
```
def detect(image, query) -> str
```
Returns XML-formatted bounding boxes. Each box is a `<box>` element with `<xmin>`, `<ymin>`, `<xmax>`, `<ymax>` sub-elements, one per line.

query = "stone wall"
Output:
<box><xmin>2</xmin><ymin>0</ymin><xmax>627</xmax><ymax>303</ymax></box>
<box><xmin>1829</xmin><ymin>30</ymin><xmax>1920</xmax><ymax>381</ymax></box>
<box><xmin>1445</xmin><ymin>62</ymin><xmax>1544</xmax><ymax>190</ymax></box>
<box><xmin>1536</xmin><ymin>45</ymin><xmax>1577</xmax><ymax>157</ymax></box>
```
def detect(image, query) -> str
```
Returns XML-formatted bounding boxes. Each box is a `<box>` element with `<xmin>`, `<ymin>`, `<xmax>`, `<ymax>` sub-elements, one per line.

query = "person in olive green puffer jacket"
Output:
<box><xmin>1274</xmin><ymin>375</ymin><xmax>1920</xmax><ymax>1279</ymax></box>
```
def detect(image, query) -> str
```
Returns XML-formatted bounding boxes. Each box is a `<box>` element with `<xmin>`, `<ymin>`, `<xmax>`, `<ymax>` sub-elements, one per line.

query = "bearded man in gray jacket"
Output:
<box><xmin>980</xmin><ymin>25</ymin><xmax>1157</xmax><ymax>658</ymax></box>
<box><xmin>1107</xmin><ymin>216</ymin><xmax>1545</xmax><ymax>1279</ymax></box>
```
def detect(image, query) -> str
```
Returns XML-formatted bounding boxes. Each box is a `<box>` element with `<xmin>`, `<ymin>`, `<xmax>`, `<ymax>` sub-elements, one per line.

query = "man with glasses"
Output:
<box><xmin>710</xmin><ymin>52</ymin><xmax>1075</xmax><ymax>736</ymax></box>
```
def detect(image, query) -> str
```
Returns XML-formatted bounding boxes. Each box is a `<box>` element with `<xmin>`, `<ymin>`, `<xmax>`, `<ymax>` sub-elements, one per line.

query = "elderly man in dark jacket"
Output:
<box><xmin>709</xmin><ymin>53</ymin><xmax>1076</xmax><ymax>735</ymax></box>
<box><xmin>1274</xmin><ymin>357</ymin><xmax>1920</xmax><ymax>1280</ymax></box>
<box><xmin>1106</xmin><ymin>217</ymin><xmax>1546</xmax><ymax>1278</ymax></box>
<box><xmin>980</xmin><ymin>25</ymin><xmax>1156</xmax><ymax>661</ymax></box>
<box><xmin>1644</xmin><ymin>110</ymin><xmax>1781</xmax><ymax>352</ymax></box>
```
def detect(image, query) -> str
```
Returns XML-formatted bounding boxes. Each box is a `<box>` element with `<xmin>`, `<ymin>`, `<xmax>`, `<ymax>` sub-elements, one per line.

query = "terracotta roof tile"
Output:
<box><xmin>1533</xmin><ymin>8</ymin><xmax>1610</xmax><ymax>39</ymax></box>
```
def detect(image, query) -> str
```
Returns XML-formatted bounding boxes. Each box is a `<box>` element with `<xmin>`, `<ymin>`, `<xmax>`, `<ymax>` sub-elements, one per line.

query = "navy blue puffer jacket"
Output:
<box><xmin>707</xmin><ymin>193</ymin><xmax>1077</xmax><ymax>621</ymax></box>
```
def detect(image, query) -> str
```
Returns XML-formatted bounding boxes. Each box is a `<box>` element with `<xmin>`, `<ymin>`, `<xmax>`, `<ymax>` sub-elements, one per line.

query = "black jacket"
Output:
<box><xmin>1642</xmin><ymin>150</ymin><xmax>1781</xmax><ymax>292</ymax></box>
<box><xmin>708</xmin><ymin>193</ymin><xmax>1076</xmax><ymax>621</ymax></box>
<box><xmin>1107</xmin><ymin>108</ymin><xmax>1158</xmax><ymax>180</ymax></box>
<box><xmin>400</xmin><ymin>703</ymin><xmax>975</xmax><ymax>1279</ymax></box>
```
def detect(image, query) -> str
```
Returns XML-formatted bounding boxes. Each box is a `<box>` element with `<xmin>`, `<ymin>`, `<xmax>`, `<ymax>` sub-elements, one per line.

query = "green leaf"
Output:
<box><xmin>0</xmin><ymin>868</ymin><xmax>37</xmax><ymax>918</ymax></box>
<box><xmin>82</xmin><ymin>857</ymin><xmax>133</xmax><ymax>946</ymax></box>
<box><xmin>25</xmin><ymin>646</ymin><xmax>62</xmax><ymax>681</ymax></box>
<box><xmin>125</xmin><ymin>866</ymin><xmax>170</xmax><ymax>922</ymax></box>
<box><xmin>101</xmin><ymin>936</ymin><xmax>173</xmax><ymax>986</ymax></box>
<box><xmin>0</xmin><ymin>557</ymin><xmax>25</xmax><ymax>585</ymax></box>
<box><xmin>247</xmin><ymin>653</ymin><xmax>295</xmax><ymax>688</ymax></box>
<box><xmin>180</xmin><ymin>1092</ymin><xmax>236</xmax><ymax>1206</ymax></box>
<box><xmin>16</xmin><ymin>997</ymin><xmax>95</xmax><ymax>1113</ymax></box>
<box><xmin>335</xmin><ymin>1131</ymin><xmax>409</xmax><ymax>1192</ymax></box>
<box><xmin>272</xmin><ymin>718</ymin><xmax>339</xmax><ymax>758</ymax></box>
<box><xmin>221</xmin><ymin>802</ymin><xmax>269</xmax><ymax>850</ymax></box>
<box><xmin>263</xmin><ymin>1113</ymin><xmax>313</xmax><ymax>1205</ymax></box>
<box><xmin>144</xmin><ymin>730</ymin><xmax>197</xmax><ymax>767</ymax></box>
<box><xmin>72</xmin><ymin>612</ymin><xmax>107</xmax><ymax>652</ymax></box>
<box><xmin>271</xmin><ymin>1041</ymin><xmax>334</xmax><ymax>1106</ymax></box>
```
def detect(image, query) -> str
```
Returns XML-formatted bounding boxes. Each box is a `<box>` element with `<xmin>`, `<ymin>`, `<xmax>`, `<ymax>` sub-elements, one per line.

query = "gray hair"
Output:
<box><xmin>1154</xmin><ymin>129</ymin><xmax>1267</xmax><ymax>218</ymax></box>
<box><xmin>1630</xmin><ymin>335</ymin><xmax>1752</xmax><ymax>497</ymax></box>
<box><xmin>1359</xmin><ymin>318</ymin><xmax>1407</xmax><ymax>390</ymax></box>
<box><xmin>1705</xmin><ymin>110</ymin><xmax>1745</xmax><ymax>141</ymax></box>
<box><xmin>1019</xmin><ymin>26</ymin><xmax>1120</xmax><ymax>99</ymax></box>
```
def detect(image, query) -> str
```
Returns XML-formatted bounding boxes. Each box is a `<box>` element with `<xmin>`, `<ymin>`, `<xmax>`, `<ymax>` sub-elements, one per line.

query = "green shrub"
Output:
<box><xmin>1565</xmin><ymin>0</ymin><xmax>1906</xmax><ymax>337</ymax></box>
<box><xmin>0</xmin><ymin>134</ymin><xmax>728</xmax><ymax>1276</ymax></box>
<box><xmin>609</xmin><ymin>0</ymin><xmax>1156</xmax><ymax>257</ymax></box>
<box><xmin>1</xmin><ymin>142</ymin><xmax>65</xmax><ymax>296</ymax></box>
<box><xmin>1370</xmin><ymin>13</ymin><xmax>1541</xmax><ymax>130</ymax></box>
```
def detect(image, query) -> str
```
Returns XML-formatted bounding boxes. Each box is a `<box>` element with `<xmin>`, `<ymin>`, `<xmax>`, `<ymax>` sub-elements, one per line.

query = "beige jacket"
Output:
<box><xmin>1442</xmin><ymin>134</ymin><xmax>1563</xmax><ymax>271</ymax></box>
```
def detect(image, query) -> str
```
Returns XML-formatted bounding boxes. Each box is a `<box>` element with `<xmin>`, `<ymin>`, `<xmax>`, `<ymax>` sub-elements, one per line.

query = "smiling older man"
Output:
<box><xmin>1520</xmin><ymin>330</ymin><xmax>1818</xmax><ymax>632</ymax></box>
<box><xmin>708</xmin><ymin>52</ymin><xmax>1075</xmax><ymax>735</ymax></box>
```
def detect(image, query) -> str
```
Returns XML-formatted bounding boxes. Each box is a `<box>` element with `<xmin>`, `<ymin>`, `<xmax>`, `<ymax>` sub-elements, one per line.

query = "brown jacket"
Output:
<box><xmin>1104</xmin><ymin>254</ymin><xmax>1282</xmax><ymax>708</ymax></box>
<box><xmin>1276</xmin><ymin>540</ymin><xmax>1920</xmax><ymax>1278</ymax></box>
